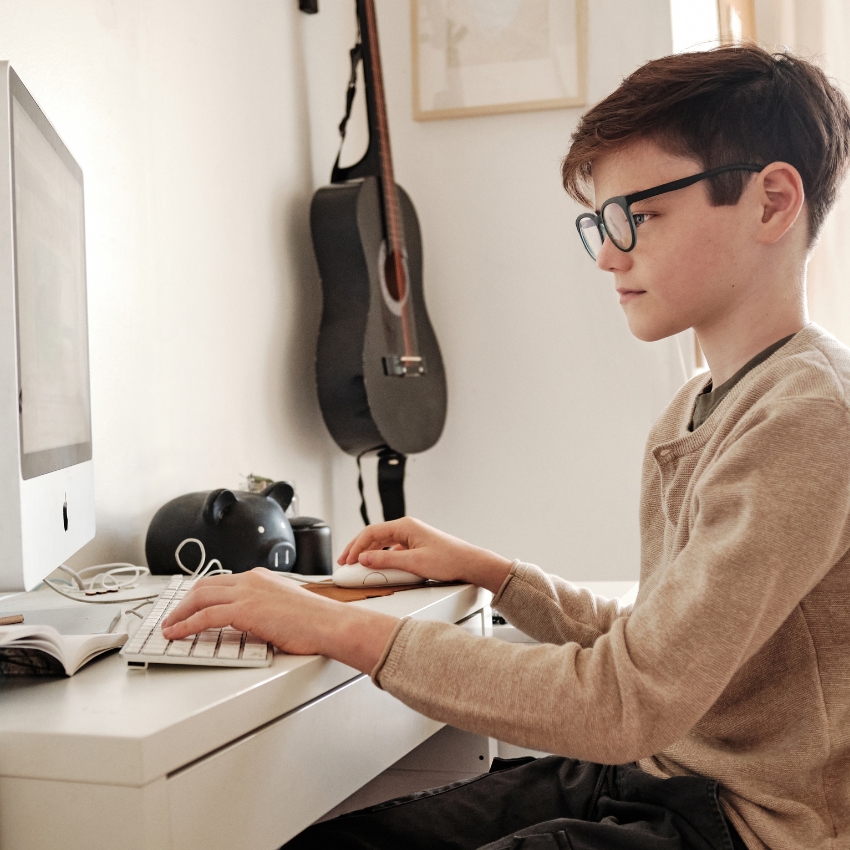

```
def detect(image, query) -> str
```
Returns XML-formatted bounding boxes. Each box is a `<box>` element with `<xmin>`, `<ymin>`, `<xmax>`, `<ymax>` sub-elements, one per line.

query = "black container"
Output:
<box><xmin>145</xmin><ymin>483</ymin><xmax>297</xmax><ymax>575</ymax></box>
<box><xmin>290</xmin><ymin>517</ymin><xmax>333</xmax><ymax>575</ymax></box>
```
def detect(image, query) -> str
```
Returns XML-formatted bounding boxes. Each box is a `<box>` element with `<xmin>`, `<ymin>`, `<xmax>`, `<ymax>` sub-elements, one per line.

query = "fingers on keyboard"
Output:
<box><xmin>123</xmin><ymin>577</ymin><xmax>270</xmax><ymax>666</ymax></box>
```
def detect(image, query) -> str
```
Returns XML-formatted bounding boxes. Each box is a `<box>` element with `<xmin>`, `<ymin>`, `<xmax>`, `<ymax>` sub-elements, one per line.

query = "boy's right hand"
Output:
<box><xmin>338</xmin><ymin>517</ymin><xmax>514</xmax><ymax>594</ymax></box>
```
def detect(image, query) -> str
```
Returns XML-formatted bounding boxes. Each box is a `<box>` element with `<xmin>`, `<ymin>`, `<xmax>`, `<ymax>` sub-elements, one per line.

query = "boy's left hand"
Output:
<box><xmin>160</xmin><ymin>568</ymin><xmax>398</xmax><ymax>671</ymax></box>
<box><xmin>161</xmin><ymin>569</ymin><xmax>330</xmax><ymax>654</ymax></box>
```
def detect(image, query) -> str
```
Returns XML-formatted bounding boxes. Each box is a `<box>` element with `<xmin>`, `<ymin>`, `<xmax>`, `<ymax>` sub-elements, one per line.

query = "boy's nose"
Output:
<box><xmin>596</xmin><ymin>236</ymin><xmax>632</xmax><ymax>273</ymax></box>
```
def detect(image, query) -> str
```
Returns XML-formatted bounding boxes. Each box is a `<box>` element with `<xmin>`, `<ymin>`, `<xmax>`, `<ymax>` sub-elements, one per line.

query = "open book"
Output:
<box><xmin>0</xmin><ymin>624</ymin><xmax>127</xmax><ymax>676</ymax></box>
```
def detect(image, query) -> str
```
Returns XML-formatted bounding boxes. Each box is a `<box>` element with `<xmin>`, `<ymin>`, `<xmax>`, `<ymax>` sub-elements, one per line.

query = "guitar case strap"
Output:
<box><xmin>356</xmin><ymin>447</ymin><xmax>407</xmax><ymax>525</ymax></box>
<box><xmin>331</xmin><ymin>36</ymin><xmax>364</xmax><ymax>184</ymax></box>
<box><xmin>377</xmin><ymin>448</ymin><xmax>406</xmax><ymax>521</ymax></box>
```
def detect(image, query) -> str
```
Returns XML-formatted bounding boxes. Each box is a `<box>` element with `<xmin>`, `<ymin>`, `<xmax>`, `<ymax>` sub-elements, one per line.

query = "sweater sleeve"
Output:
<box><xmin>491</xmin><ymin>561</ymin><xmax>630</xmax><ymax>647</ymax></box>
<box><xmin>371</xmin><ymin>398</ymin><xmax>850</xmax><ymax>764</ymax></box>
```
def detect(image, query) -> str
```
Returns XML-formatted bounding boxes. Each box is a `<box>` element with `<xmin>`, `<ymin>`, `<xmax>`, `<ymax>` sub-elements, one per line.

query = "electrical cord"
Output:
<box><xmin>125</xmin><ymin>599</ymin><xmax>154</xmax><ymax>620</ymax></box>
<box><xmin>44</xmin><ymin>538</ymin><xmax>233</xmax><ymax>605</ymax></box>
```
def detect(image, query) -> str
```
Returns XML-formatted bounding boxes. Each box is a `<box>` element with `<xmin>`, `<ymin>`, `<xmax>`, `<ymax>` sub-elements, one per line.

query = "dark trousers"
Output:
<box><xmin>283</xmin><ymin>756</ymin><xmax>748</xmax><ymax>850</ymax></box>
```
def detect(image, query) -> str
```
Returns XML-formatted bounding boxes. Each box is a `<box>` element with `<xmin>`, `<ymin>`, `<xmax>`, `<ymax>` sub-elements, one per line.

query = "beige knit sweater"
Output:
<box><xmin>372</xmin><ymin>324</ymin><xmax>850</xmax><ymax>850</ymax></box>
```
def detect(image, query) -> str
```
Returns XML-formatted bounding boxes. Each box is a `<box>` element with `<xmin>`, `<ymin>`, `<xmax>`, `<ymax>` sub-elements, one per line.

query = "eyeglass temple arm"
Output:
<box><xmin>624</xmin><ymin>164</ymin><xmax>764</xmax><ymax>205</ymax></box>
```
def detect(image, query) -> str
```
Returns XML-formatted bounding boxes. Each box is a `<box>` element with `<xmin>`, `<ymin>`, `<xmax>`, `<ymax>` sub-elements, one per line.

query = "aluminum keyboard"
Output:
<box><xmin>121</xmin><ymin>576</ymin><xmax>272</xmax><ymax>668</ymax></box>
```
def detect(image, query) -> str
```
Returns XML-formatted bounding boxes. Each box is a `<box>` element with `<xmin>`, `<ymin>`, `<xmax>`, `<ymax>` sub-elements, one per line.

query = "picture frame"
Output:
<box><xmin>412</xmin><ymin>0</ymin><xmax>587</xmax><ymax>122</ymax></box>
<box><xmin>717</xmin><ymin>0</ymin><xmax>756</xmax><ymax>44</ymax></box>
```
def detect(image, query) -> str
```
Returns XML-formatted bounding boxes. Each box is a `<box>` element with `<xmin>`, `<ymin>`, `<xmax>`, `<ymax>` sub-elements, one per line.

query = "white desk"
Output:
<box><xmin>0</xmin><ymin>580</ymin><xmax>492</xmax><ymax>850</ymax></box>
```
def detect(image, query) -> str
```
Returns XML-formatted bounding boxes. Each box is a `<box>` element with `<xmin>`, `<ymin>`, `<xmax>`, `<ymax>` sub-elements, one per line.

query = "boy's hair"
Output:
<box><xmin>562</xmin><ymin>44</ymin><xmax>850</xmax><ymax>243</ymax></box>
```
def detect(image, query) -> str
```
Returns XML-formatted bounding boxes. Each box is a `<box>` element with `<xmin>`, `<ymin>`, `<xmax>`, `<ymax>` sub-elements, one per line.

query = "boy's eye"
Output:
<box><xmin>633</xmin><ymin>212</ymin><xmax>653</xmax><ymax>227</ymax></box>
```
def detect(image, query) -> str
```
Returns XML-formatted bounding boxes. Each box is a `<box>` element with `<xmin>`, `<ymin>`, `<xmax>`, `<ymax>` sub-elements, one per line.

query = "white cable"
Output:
<box><xmin>126</xmin><ymin>599</ymin><xmax>154</xmax><ymax>620</ymax></box>
<box><xmin>57</xmin><ymin>562</ymin><xmax>147</xmax><ymax>593</ymax></box>
<box><xmin>43</xmin><ymin>537</ymin><xmax>232</xmax><ymax>605</ymax></box>
<box><xmin>43</xmin><ymin>578</ymin><xmax>160</xmax><ymax>604</ymax></box>
<box><xmin>45</xmin><ymin>561</ymin><xmax>155</xmax><ymax>603</ymax></box>
<box><xmin>174</xmin><ymin>538</ymin><xmax>231</xmax><ymax>578</ymax></box>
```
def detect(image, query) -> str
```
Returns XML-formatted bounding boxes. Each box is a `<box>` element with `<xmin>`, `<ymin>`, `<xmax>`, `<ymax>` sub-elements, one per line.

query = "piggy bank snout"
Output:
<box><xmin>266</xmin><ymin>540</ymin><xmax>296</xmax><ymax>572</ymax></box>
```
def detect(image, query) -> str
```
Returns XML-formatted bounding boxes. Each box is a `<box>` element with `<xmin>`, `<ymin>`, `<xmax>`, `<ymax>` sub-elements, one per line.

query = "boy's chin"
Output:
<box><xmin>625</xmin><ymin>315</ymin><xmax>689</xmax><ymax>343</ymax></box>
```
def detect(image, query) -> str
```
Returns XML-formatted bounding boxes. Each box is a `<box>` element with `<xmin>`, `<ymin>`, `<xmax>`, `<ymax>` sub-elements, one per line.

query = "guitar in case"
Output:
<box><xmin>310</xmin><ymin>0</ymin><xmax>447</xmax><ymax>518</ymax></box>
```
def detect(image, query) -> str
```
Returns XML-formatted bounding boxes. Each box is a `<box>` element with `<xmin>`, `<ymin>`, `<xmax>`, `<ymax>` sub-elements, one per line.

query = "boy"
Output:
<box><xmin>162</xmin><ymin>44</ymin><xmax>850</xmax><ymax>849</ymax></box>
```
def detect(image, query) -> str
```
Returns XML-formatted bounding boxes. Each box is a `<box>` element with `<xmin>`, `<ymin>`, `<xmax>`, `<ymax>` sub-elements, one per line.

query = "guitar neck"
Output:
<box><xmin>358</xmin><ymin>0</ymin><xmax>405</xmax><ymax>256</ymax></box>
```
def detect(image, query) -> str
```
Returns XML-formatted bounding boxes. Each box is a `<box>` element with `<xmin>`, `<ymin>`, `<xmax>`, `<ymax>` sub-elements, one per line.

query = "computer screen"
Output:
<box><xmin>11</xmin><ymin>73</ymin><xmax>92</xmax><ymax>480</ymax></box>
<box><xmin>0</xmin><ymin>63</ymin><xmax>96</xmax><ymax>592</ymax></box>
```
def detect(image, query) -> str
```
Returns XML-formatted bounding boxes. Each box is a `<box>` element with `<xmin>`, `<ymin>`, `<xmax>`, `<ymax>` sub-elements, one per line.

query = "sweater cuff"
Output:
<box><xmin>370</xmin><ymin>616</ymin><xmax>412</xmax><ymax>688</ymax></box>
<box><xmin>490</xmin><ymin>559</ymin><xmax>522</xmax><ymax>608</ymax></box>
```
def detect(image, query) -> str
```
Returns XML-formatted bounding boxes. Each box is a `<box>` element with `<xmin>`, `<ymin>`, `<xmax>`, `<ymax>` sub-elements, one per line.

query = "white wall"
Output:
<box><xmin>0</xmin><ymin>1</ymin><xmax>336</xmax><ymax>571</ymax></box>
<box><xmin>307</xmin><ymin>1</ymin><xmax>682</xmax><ymax>579</ymax></box>
<box><xmin>0</xmin><ymin>0</ymin><xmax>681</xmax><ymax>584</ymax></box>
<box><xmin>670</xmin><ymin>0</ymin><xmax>720</xmax><ymax>52</ymax></box>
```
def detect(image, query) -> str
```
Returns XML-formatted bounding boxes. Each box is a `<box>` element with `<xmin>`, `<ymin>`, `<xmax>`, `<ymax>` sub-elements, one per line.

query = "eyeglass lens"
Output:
<box><xmin>602</xmin><ymin>203</ymin><xmax>633</xmax><ymax>251</ymax></box>
<box><xmin>578</xmin><ymin>217</ymin><xmax>603</xmax><ymax>259</ymax></box>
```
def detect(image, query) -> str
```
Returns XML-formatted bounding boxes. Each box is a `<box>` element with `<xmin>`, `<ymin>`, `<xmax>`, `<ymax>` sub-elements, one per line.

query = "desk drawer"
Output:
<box><xmin>166</xmin><ymin>673</ymin><xmax>443</xmax><ymax>850</ymax></box>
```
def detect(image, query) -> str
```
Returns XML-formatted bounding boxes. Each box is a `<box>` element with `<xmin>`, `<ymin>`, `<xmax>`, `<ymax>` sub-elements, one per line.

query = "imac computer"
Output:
<box><xmin>0</xmin><ymin>62</ymin><xmax>95</xmax><ymax>592</ymax></box>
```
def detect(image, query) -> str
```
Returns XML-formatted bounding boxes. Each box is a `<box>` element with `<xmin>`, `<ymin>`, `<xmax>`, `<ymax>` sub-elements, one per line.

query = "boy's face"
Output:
<box><xmin>590</xmin><ymin>138</ymin><xmax>762</xmax><ymax>342</ymax></box>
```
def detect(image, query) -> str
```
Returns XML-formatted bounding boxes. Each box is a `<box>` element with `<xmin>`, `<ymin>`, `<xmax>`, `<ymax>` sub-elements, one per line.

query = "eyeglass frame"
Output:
<box><xmin>575</xmin><ymin>163</ymin><xmax>765</xmax><ymax>260</ymax></box>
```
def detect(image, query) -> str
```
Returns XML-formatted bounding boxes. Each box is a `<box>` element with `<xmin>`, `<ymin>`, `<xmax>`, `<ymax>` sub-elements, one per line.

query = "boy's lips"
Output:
<box><xmin>617</xmin><ymin>288</ymin><xmax>646</xmax><ymax>304</ymax></box>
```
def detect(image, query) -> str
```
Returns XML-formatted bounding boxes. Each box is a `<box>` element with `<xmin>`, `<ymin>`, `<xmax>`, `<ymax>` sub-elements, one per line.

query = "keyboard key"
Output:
<box><xmin>191</xmin><ymin>640</ymin><xmax>217</xmax><ymax>658</ymax></box>
<box><xmin>167</xmin><ymin>638</ymin><xmax>195</xmax><ymax>657</ymax></box>
<box><xmin>193</xmin><ymin>629</ymin><xmax>220</xmax><ymax>655</ymax></box>
<box><xmin>216</xmin><ymin>644</ymin><xmax>241</xmax><ymax>660</ymax></box>
<box><xmin>129</xmin><ymin>629</ymin><xmax>152</xmax><ymax>646</ymax></box>
<box><xmin>241</xmin><ymin>643</ymin><xmax>269</xmax><ymax>661</ymax></box>
<box><xmin>216</xmin><ymin>635</ymin><xmax>243</xmax><ymax>660</ymax></box>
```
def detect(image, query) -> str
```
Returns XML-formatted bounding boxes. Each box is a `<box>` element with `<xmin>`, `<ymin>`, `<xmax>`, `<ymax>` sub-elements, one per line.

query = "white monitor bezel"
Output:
<box><xmin>0</xmin><ymin>62</ymin><xmax>95</xmax><ymax>592</ymax></box>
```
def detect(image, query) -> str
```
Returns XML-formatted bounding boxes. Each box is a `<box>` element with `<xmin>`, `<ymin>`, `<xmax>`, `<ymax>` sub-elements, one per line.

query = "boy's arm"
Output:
<box><xmin>160</xmin><ymin>530</ymin><xmax>627</xmax><ymax>665</ymax></box>
<box><xmin>491</xmin><ymin>562</ymin><xmax>631</xmax><ymax>647</ymax></box>
<box><xmin>336</xmin><ymin>518</ymin><xmax>628</xmax><ymax>645</ymax></box>
<box><xmin>371</xmin><ymin>398</ymin><xmax>850</xmax><ymax>763</ymax></box>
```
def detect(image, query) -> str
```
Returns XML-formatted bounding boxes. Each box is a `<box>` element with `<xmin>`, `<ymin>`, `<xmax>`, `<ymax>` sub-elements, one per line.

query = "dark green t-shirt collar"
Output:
<box><xmin>689</xmin><ymin>333</ymin><xmax>797</xmax><ymax>431</ymax></box>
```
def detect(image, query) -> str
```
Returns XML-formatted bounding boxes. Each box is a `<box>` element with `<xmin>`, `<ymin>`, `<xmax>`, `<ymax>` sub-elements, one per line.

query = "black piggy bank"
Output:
<box><xmin>145</xmin><ymin>482</ymin><xmax>297</xmax><ymax>575</ymax></box>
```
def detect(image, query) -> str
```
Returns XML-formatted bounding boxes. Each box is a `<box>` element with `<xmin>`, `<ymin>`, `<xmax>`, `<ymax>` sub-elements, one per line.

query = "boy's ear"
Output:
<box><xmin>755</xmin><ymin>162</ymin><xmax>806</xmax><ymax>244</ymax></box>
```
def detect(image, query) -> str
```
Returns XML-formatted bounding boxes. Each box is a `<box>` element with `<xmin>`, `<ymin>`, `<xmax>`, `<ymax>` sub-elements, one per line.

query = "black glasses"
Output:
<box><xmin>575</xmin><ymin>163</ymin><xmax>764</xmax><ymax>260</ymax></box>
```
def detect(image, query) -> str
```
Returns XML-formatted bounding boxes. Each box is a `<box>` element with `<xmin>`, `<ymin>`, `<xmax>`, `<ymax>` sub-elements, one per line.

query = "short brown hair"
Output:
<box><xmin>562</xmin><ymin>44</ymin><xmax>850</xmax><ymax>242</ymax></box>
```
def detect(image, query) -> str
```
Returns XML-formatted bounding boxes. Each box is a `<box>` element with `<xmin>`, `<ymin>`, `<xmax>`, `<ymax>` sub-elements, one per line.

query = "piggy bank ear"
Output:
<box><xmin>262</xmin><ymin>481</ymin><xmax>295</xmax><ymax>512</ymax></box>
<box><xmin>202</xmin><ymin>489</ymin><xmax>237</xmax><ymax>525</ymax></box>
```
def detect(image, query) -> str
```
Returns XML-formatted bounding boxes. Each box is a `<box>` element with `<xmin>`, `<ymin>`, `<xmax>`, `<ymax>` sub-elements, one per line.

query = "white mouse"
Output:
<box><xmin>332</xmin><ymin>564</ymin><xmax>426</xmax><ymax>588</ymax></box>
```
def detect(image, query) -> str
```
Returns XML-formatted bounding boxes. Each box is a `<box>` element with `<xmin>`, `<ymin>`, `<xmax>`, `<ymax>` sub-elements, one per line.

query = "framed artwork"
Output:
<box><xmin>412</xmin><ymin>0</ymin><xmax>587</xmax><ymax>121</ymax></box>
<box><xmin>717</xmin><ymin>0</ymin><xmax>756</xmax><ymax>44</ymax></box>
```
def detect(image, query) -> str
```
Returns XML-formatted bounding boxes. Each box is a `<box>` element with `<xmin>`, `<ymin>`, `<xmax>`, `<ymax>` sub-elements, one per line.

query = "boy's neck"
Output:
<box><xmin>695</xmin><ymin>270</ymin><xmax>808</xmax><ymax>387</ymax></box>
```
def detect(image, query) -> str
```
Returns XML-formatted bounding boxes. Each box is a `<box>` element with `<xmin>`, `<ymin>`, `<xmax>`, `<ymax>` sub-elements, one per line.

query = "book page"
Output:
<box><xmin>0</xmin><ymin>624</ymin><xmax>126</xmax><ymax>675</ymax></box>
